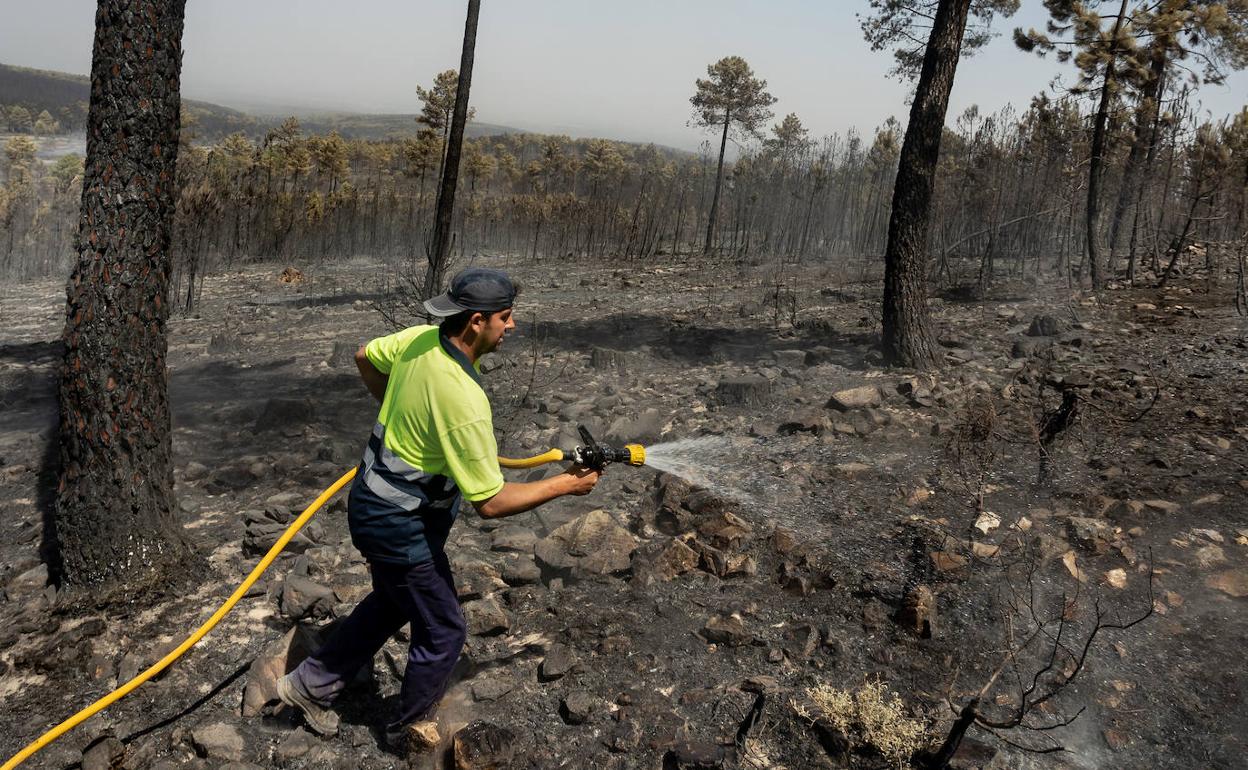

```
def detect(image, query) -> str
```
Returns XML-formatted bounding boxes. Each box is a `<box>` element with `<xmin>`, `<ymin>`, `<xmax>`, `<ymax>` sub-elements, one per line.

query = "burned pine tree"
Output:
<box><xmin>425</xmin><ymin>0</ymin><xmax>481</xmax><ymax>298</ymax></box>
<box><xmin>690</xmin><ymin>56</ymin><xmax>776</xmax><ymax>255</ymax></box>
<box><xmin>55</xmin><ymin>0</ymin><xmax>195</xmax><ymax>591</ymax></box>
<box><xmin>863</xmin><ymin>0</ymin><xmax>1019</xmax><ymax>367</ymax></box>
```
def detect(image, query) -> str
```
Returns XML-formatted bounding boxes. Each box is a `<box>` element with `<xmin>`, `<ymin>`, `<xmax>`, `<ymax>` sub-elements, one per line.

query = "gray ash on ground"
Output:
<box><xmin>0</xmin><ymin>257</ymin><xmax>1245</xmax><ymax>769</ymax></box>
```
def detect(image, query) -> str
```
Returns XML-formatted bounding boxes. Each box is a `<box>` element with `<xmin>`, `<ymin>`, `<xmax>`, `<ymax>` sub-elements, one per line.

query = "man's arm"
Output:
<box><xmin>355</xmin><ymin>344</ymin><xmax>388</xmax><ymax>403</ymax></box>
<box><xmin>473</xmin><ymin>465</ymin><xmax>601</xmax><ymax>519</ymax></box>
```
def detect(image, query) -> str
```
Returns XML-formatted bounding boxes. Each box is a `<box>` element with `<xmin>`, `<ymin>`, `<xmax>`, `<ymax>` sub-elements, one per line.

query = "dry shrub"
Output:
<box><xmin>801</xmin><ymin>678</ymin><xmax>931</xmax><ymax>768</ymax></box>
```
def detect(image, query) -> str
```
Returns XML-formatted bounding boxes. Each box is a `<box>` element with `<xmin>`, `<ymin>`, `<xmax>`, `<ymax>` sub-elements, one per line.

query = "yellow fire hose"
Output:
<box><xmin>3</xmin><ymin>444</ymin><xmax>632</xmax><ymax>769</ymax></box>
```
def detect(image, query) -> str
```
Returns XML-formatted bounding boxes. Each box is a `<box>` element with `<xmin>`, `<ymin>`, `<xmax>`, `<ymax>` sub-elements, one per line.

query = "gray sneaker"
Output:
<box><xmin>277</xmin><ymin>672</ymin><xmax>340</xmax><ymax>736</ymax></box>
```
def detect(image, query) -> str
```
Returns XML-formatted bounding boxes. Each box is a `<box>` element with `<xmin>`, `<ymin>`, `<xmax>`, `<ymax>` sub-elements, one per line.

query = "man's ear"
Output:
<box><xmin>468</xmin><ymin>311</ymin><xmax>486</xmax><ymax>332</ymax></box>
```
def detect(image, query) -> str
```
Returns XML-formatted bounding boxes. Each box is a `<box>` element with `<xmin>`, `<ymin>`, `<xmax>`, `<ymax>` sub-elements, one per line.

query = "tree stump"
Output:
<box><xmin>715</xmin><ymin>377</ymin><xmax>771</xmax><ymax>406</ymax></box>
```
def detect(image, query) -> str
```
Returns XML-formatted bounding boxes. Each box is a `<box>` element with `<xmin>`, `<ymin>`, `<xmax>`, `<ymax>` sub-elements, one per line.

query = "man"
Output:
<box><xmin>277</xmin><ymin>267</ymin><xmax>600</xmax><ymax>745</ymax></box>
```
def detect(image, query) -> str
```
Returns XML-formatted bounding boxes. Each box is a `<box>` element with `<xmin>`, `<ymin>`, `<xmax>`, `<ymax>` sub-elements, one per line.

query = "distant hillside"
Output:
<box><xmin>0</xmin><ymin>62</ymin><xmax>258</xmax><ymax>136</ymax></box>
<box><xmin>0</xmin><ymin>62</ymin><xmax>521</xmax><ymax>141</ymax></box>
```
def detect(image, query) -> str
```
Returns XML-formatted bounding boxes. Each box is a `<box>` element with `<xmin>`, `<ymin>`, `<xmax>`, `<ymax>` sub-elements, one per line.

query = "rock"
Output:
<box><xmin>534</xmin><ymin>509</ymin><xmax>636</xmax><ymax>576</ymax></box>
<box><xmin>253</xmin><ymin>397</ymin><xmax>316</xmax><ymax>436</ymax></box>
<box><xmin>1065</xmin><ymin>517</ymin><xmax>1113</xmax><ymax>554</ymax></box>
<box><xmin>182</xmin><ymin>461</ymin><xmax>210</xmax><ymax>482</ymax></box>
<box><xmin>453</xmin><ymin>721</ymin><xmax>517</xmax><ymax>770</ymax></box>
<box><xmin>1207</xmin><ymin>570</ymin><xmax>1248</xmax><ymax>598</ymax></box>
<box><xmin>279</xmin><ymin>576</ymin><xmax>336</xmax><ymax>620</ymax></box>
<box><xmin>639</xmin><ymin>538</ymin><xmax>700</xmax><ymax>581</ymax></box>
<box><xmin>771</xmin><ymin>527</ymin><xmax>800</xmax><ymax>555</ymax></box>
<box><xmin>406</xmin><ymin>721</ymin><xmax>442</xmax><ymax>753</ymax></box>
<box><xmin>81</xmin><ymin>735</ymin><xmax>126</xmax><ymax>770</ymax></box>
<box><xmin>1011</xmin><ymin>336</ymin><xmax>1055</xmax><ymax>359</ymax></box>
<box><xmin>1142</xmin><ymin>499</ymin><xmax>1181</xmax><ymax>515</ymax></box>
<box><xmin>783</xmin><ymin>623</ymin><xmax>820</xmax><ymax>660</ymax></box>
<box><xmin>1193</xmin><ymin>545</ymin><xmax>1227</xmax><ymax>568</ymax></box>
<box><xmin>1027</xmin><ymin>314</ymin><xmax>1068</xmax><ymax>336</ymax></box>
<box><xmin>463</xmin><ymin>597</ymin><xmax>511</xmax><ymax>636</ymax></box>
<box><xmin>826</xmin><ymin>385</ymin><xmax>881</xmax><ymax>411</ymax></box>
<box><xmin>560</xmin><ymin>691</ymin><xmax>605</xmax><ymax>725</ymax></box>
<box><xmin>666</xmin><ymin>737</ymin><xmax>726</xmax><ymax>769</ymax></box>
<box><xmin>899</xmin><ymin>584</ymin><xmax>937</xmax><ymax>638</ymax></box>
<box><xmin>539</xmin><ymin>643</ymin><xmax>578</xmax><ymax>681</ymax></box>
<box><xmin>773</xmin><ymin>349</ymin><xmax>808</xmax><ymax>368</ymax></box>
<box><xmin>190</xmin><ymin>723</ymin><xmax>245</xmax><ymax>762</ymax></box>
<box><xmin>701</xmin><ymin>614</ymin><xmax>753</xmax><ymax>647</ymax></box>
<box><xmin>777</xmin><ymin>410</ymin><xmax>828</xmax><ymax>435</ymax></box>
<box><xmin>608</xmin><ymin>719</ymin><xmax>643</xmax><ymax>753</ymax></box>
<box><xmin>470</xmin><ymin>672</ymin><xmax>516</xmax><ymax>702</ymax></box>
<box><xmin>1105</xmin><ymin>569</ymin><xmax>1128</xmax><ymax>589</ymax></box>
<box><xmin>453</xmin><ymin>558</ymin><xmax>507</xmax><ymax>601</ymax></box>
<box><xmin>241</xmin><ymin>625</ymin><xmax>326</xmax><ymax>717</ymax></box>
<box><xmin>7</xmin><ymin>563</ymin><xmax>48</xmax><ymax>599</ymax></box>
<box><xmin>833</xmin><ymin>462</ymin><xmax>871</xmax><ymax>478</ymax></box>
<box><xmin>715</xmin><ymin>377</ymin><xmax>772</xmax><ymax>406</ymax></box>
<box><xmin>973</xmin><ymin>511</ymin><xmax>1001</xmax><ymax>534</ymax></box>
<box><xmin>490</xmin><ymin>525</ymin><xmax>538</xmax><ymax>553</ymax></box>
<box><xmin>500</xmin><ymin>555</ymin><xmax>541</xmax><ymax>586</ymax></box>
<box><xmin>274</xmin><ymin>730</ymin><xmax>319</xmax><ymax>764</ymax></box>
<box><xmin>244</xmin><ymin>510</ymin><xmax>320</xmax><ymax>557</ymax></box>
<box><xmin>697</xmin><ymin>511</ymin><xmax>753</xmax><ymax>550</ymax></box>
<box><xmin>605</xmin><ymin>407</ymin><xmax>667</xmax><ymax>445</ymax></box>
<box><xmin>929</xmin><ymin>551</ymin><xmax>967</xmax><ymax>576</ymax></box>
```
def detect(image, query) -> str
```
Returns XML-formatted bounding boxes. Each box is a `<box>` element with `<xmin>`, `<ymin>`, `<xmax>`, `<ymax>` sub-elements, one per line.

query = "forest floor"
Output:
<box><xmin>0</xmin><ymin>254</ymin><xmax>1245</xmax><ymax>770</ymax></box>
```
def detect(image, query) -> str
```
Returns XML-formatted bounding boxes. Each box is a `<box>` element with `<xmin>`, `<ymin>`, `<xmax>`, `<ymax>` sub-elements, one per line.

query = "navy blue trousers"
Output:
<box><xmin>290</xmin><ymin>555</ymin><xmax>467</xmax><ymax>728</ymax></box>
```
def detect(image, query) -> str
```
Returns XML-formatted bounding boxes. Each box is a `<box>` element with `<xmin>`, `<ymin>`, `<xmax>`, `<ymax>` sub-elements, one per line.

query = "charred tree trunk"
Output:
<box><xmin>425</xmin><ymin>0</ymin><xmax>480</xmax><ymax>298</ymax></box>
<box><xmin>1110</xmin><ymin>52</ymin><xmax>1166</xmax><ymax>258</ymax></box>
<box><xmin>880</xmin><ymin>0</ymin><xmax>972</xmax><ymax>368</ymax></box>
<box><xmin>56</xmin><ymin>0</ymin><xmax>195</xmax><ymax>591</ymax></box>
<box><xmin>704</xmin><ymin>111</ymin><xmax>731</xmax><ymax>254</ymax></box>
<box><xmin>1085</xmin><ymin>0</ymin><xmax>1131</xmax><ymax>289</ymax></box>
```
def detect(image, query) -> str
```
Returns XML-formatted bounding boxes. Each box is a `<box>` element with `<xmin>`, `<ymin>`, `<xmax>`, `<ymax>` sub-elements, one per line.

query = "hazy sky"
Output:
<box><xmin>4</xmin><ymin>0</ymin><xmax>1246</xmax><ymax>149</ymax></box>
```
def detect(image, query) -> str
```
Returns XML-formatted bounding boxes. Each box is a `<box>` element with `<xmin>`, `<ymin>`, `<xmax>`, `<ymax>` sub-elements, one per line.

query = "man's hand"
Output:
<box><xmin>560</xmin><ymin>464</ymin><xmax>602</xmax><ymax>496</ymax></box>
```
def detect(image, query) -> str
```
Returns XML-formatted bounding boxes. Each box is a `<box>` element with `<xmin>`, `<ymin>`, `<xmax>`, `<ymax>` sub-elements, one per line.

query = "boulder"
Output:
<box><xmin>534</xmin><ymin>509</ymin><xmax>636</xmax><ymax>577</ymax></box>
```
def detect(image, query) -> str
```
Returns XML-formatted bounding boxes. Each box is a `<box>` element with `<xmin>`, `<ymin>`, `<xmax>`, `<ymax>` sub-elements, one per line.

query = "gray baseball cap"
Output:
<box><xmin>423</xmin><ymin>268</ymin><xmax>517</xmax><ymax>317</ymax></box>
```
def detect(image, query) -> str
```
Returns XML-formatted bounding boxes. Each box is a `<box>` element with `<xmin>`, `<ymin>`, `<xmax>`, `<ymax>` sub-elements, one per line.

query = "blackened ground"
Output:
<box><xmin>0</xmin><ymin>255</ymin><xmax>1245</xmax><ymax>769</ymax></box>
